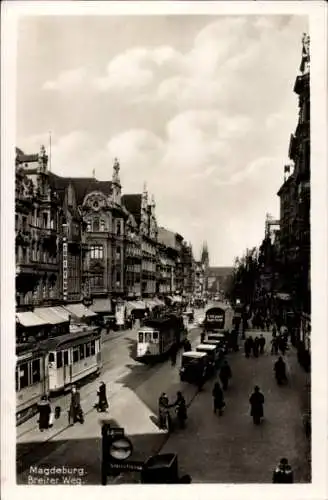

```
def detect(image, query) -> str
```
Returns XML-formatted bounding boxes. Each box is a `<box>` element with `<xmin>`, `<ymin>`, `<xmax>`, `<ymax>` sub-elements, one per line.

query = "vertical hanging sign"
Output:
<box><xmin>63</xmin><ymin>236</ymin><xmax>68</xmax><ymax>301</ymax></box>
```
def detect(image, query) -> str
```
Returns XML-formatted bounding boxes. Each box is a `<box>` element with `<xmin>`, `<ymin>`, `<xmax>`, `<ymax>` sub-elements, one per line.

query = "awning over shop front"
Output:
<box><xmin>90</xmin><ymin>298</ymin><xmax>112</xmax><ymax>314</ymax></box>
<box><xmin>64</xmin><ymin>303</ymin><xmax>96</xmax><ymax>319</ymax></box>
<box><xmin>34</xmin><ymin>307</ymin><xmax>68</xmax><ymax>325</ymax></box>
<box><xmin>153</xmin><ymin>298</ymin><xmax>165</xmax><ymax>306</ymax></box>
<box><xmin>16</xmin><ymin>311</ymin><xmax>48</xmax><ymax>327</ymax></box>
<box><xmin>144</xmin><ymin>299</ymin><xmax>159</xmax><ymax>309</ymax></box>
<box><xmin>126</xmin><ymin>300</ymin><xmax>146</xmax><ymax>312</ymax></box>
<box><xmin>171</xmin><ymin>295</ymin><xmax>183</xmax><ymax>303</ymax></box>
<box><xmin>51</xmin><ymin>306</ymin><xmax>70</xmax><ymax>322</ymax></box>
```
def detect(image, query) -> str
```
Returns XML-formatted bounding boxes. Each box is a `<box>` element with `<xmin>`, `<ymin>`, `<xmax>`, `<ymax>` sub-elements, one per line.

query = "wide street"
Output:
<box><xmin>17</xmin><ymin>314</ymin><xmax>310</xmax><ymax>484</ymax></box>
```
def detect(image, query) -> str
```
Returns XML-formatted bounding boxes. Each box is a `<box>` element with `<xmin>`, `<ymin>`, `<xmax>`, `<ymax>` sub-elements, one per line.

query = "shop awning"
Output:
<box><xmin>16</xmin><ymin>311</ymin><xmax>48</xmax><ymax>327</ymax></box>
<box><xmin>51</xmin><ymin>306</ymin><xmax>70</xmax><ymax>322</ymax></box>
<box><xmin>172</xmin><ymin>295</ymin><xmax>183</xmax><ymax>303</ymax></box>
<box><xmin>126</xmin><ymin>300</ymin><xmax>146</xmax><ymax>311</ymax></box>
<box><xmin>153</xmin><ymin>298</ymin><xmax>165</xmax><ymax>306</ymax></box>
<box><xmin>144</xmin><ymin>299</ymin><xmax>158</xmax><ymax>309</ymax></box>
<box><xmin>90</xmin><ymin>298</ymin><xmax>112</xmax><ymax>314</ymax></box>
<box><xmin>34</xmin><ymin>307</ymin><xmax>68</xmax><ymax>325</ymax></box>
<box><xmin>64</xmin><ymin>303</ymin><xmax>96</xmax><ymax>319</ymax></box>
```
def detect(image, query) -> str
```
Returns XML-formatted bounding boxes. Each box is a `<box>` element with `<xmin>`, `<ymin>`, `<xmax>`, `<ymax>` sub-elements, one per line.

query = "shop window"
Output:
<box><xmin>31</xmin><ymin>358</ymin><xmax>41</xmax><ymax>383</ymax></box>
<box><xmin>56</xmin><ymin>352</ymin><xmax>63</xmax><ymax>369</ymax></box>
<box><xmin>79</xmin><ymin>344</ymin><xmax>85</xmax><ymax>360</ymax></box>
<box><xmin>73</xmin><ymin>348</ymin><xmax>79</xmax><ymax>363</ymax></box>
<box><xmin>90</xmin><ymin>340</ymin><xmax>96</xmax><ymax>356</ymax></box>
<box><xmin>18</xmin><ymin>363</ymin><xmax>29</xmax><ymax>390</ymax></box>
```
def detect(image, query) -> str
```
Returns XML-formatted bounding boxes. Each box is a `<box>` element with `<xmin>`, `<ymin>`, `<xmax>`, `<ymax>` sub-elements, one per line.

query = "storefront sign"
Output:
<box><xmin>62</xmin><ymin>237</ymin><xmax>68</xmax><ymax>301</ymax></box>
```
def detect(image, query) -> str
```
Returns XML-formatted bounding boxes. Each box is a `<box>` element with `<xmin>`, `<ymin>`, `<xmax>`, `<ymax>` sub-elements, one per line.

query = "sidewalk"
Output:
<box><xmin>160</xmin><ymin>329</ymin><xmax>310</xmax><ymax>483</ymax></box>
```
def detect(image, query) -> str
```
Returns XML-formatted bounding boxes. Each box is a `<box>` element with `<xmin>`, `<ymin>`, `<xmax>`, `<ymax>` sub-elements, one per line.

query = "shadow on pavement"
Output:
<box><xmin>17</xmin><ymin>419</ymin><xmax>168</xmax><ymax>485</ymax></box>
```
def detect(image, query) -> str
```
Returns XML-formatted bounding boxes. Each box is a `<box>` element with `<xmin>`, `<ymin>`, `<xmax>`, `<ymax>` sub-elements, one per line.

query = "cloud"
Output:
<box><xmin>43</xmin><ymin>67</ymin><xmax>88</xmax><ymax>91</ymax></box>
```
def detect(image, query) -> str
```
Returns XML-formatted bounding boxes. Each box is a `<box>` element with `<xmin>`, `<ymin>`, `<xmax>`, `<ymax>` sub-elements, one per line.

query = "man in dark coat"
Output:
<box><xmin>219</xmin><ymin>360</ymin><xmax>232</xmax><ymax>391</ymax></box>
<box><xmin>200</xmin><ymin>332</ymin><xmax>206</xmax><ymax>343</ymax></box>
<box><xmin>271</xmin><ymin>337</ymin><xmax>279</xmax><ymax>355</ymax></box>
<box><xmin>158</xmin><ymin>392</ymin><xmax>169</xmax><ymax>429</ymax></box>
<box><xmin>69</xmin><ymin>385</ymin><xmax>83</xmax><ymax>425</ymax></box>
<box><xmin>278</xmin><ymin>335</ymin><xmax>286</xmax><ymax>355</ymax></box>
<box><xmin>274</xmin><ymin>356</ymin><xmax>287</xmax><ymax>384</ymax></box>
<box><xmin>212</xmin><ymin>382</ymin><xmax>225</xmax><ymax>416</ymax></box>
<box><xmin>97</xmin><ymin>381</ymin><xmax>109</xmax><ymax>412</ymax></box>
<box><xmin>272</xmin><ymin>458</ymin><xmax>294</xmax><ymax>483</ymax></box>
<box><xmin>183</xmin><ymin>339</ymin><xmax>192</xmax><ymax>352</ymax></box>
<box><xmin>244</xmin><ymin>337</ymin><xmax>251</xmax><ymax>358</ymax></box>
<box><xmin>253</xmin><ymin>337</ymin><xmax>260</xmax><ymax>358</ymax></box>
<box><xmin>259</xmin><ymin>334</ymin><xmax>266</xmax><ymax>354</ymax></box>
<box><xmin>170</xmin><ymin>342</ymin><xmax>178</xmax><ymax>366</ymax></box>
<box><xmin>249</xmin><ymin>386</ymin><xmax>264</xmax><ymax>425</ymax></box>
<box><xmin>37</xmin><ymin>395</ymin><xmax>51</xmax><ymax>431</ymax></box>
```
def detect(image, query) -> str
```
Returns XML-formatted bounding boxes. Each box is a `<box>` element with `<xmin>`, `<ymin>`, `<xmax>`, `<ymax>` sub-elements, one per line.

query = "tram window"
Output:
<box><xmin>79</xmin><ymin>344</ymin><xmax>85</xmax><ymax>360</ymax></box>
<box><xmin>32</xmin><ymin>359</ymin><xmax>41</xmax><ymax>383</ymax></box>
<box><xmin>90</xmin><ymin>340</ymin><xmax>96</xmax><ymax>355</ymax></box>
<box><xmin>63</xmin><ymin>351</ymin><xmax>69</xmax><ymax>366</ymax></box>
<box><xmin>56</xmin><ymin>352</ymin><xmax>63</xmax><ymax>369</ymax></box>
<box><xmin>85</xmin><ymin>343</ymin><xmax>91</xmax><ymax>357</ymax></box>
<box><xmin>153</xmin><ymin>331</ymin><xmax>158</xmax><ymax>340</ymax></box>
<box><xmin>19</xmin><ymin>363</ymin><xmax>29</xmax><ymax>389</ymax></box>
<box><xmin>145</xmin><ymin>332</ymin><xmax>151</xmax><ymax>342</ymax></box>
<box><xmin>138</xmin><ymin>332</ymin><xmax>144</xmax><ymax>343</ymax></box>
<box><xmin>73</xmin><ymin>348</ymin><xmax>79</xmax><ymax>363</ymax></box>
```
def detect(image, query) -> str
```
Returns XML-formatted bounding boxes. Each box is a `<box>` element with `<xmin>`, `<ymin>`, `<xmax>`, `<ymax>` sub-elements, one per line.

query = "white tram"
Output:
<box><xmin>137</xmin><ymin>315</ymin><xmax>187</xmax><ymax>361</ymax></box>
<box><xmin>16</xmin><ymin>326</ymin><xmax>101</xmax><ymax>424</ymax></box>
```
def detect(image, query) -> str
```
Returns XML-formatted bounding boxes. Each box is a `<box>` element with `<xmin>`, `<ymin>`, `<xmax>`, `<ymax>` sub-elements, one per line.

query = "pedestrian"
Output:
<box><xmin>212</xmin><ymin>382</ymin><xmax>225</xmax><ymax>416</ymax></box>
<box><xmin>259</xmin><ymin>334</ymin><xmax>266</xmax><ymax>354</ymax></box>
<box><xmin>244</xmin><ymin>337</ymin><xmax>251</xmax><ymax>358</ymax></box>
<box><xmin>274</xmin><ymin>356</ymin><xmax>287</xmax><ymax>385</ymax></box>
<box><xmin>158</xmin><ymin>392</ymin><xmax>169</xmax><ymax>429</ymax></box>
<box><xmin>249</xmin><ymin>385</ymin><xmax>264</xmax><ymax>425</ymax></box>
<box><xmin>219</xmin><ymin>360</ymin><xmax>232</xmax><ymax>391</ymax></box>
<box><xmin>271</xmin><ymin>337</ymin><xmax>279</xmax><ymax>355</ymax></box>
<box><xmin>278</xmin><ymin>336</ymin><xmax>286</xmax><ymax>356</ymax></box>
<box><xmin>272</xmin><ymin>458</ymin><xmax>294</xmax><ymax>483</ymax></box>
<box><xmin>198</xmin><ymin>365</ymin><xmax>207</xmax><ymax>391</ymax></box>
<box><xmin>37</xmin><ymin>395</ymin><xmax>51</xmax><ymax>432</ymax></box>
<box><xmin>266</xmin><ymin>318</ymin><xmax>271</xmax><ymax>332</ymax></box>
<box><xmin>253</xmin><ymin>336</ymin><xmax>260</xmax><ymax>358</ymax></box>
<box><xmin>97</xmin><ymin>381</ymin><xmax>109</xmax><ymax>412</ymax></box>
<box><xmin>68</xmin><ymin>385</ymin><xmax>83</xmax><ymax>425</ymax></box>
<box><xmin>170</xmin><ymin>342</ymin><xmax>178</xmax><ymax>366</ymax></box>
<box><xmin>183</xmin><ymin>339</ymin><xmax>192</xmax><ymax>352</ymax></box>
<box><xmin>272</xmin><ymin>324</ymin><xmax>277</xmax><ymax>338</ymax></box>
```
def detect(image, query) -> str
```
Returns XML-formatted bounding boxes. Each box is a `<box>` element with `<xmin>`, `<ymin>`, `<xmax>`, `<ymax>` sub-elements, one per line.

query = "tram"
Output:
<box><xmin>16</xmin><ymin>326</ymin><xmax>101</xmax><ymax>425</ymax></box>
<box><xmin>136</xmin><ymin>314</ymin><xmax>187</xmax><ymax>362</ymax></box>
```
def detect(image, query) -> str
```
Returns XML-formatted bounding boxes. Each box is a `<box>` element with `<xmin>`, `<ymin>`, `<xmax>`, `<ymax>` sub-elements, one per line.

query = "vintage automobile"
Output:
<box><xmin>179</xmin><ymin>351</ymin><xmax>208</xmax><ymax>384</ymax></box>
<box><xmin>195</xmin><ymin>344</ymin><xmax>220</xmax><ymax>372</ymax></box>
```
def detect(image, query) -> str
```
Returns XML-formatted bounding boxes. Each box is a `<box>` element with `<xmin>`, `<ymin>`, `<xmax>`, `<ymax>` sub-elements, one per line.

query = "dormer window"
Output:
<box><xmin>93</xmin><ymin>218</ymin><xmax>100</xmax><ymax>232</ymax></box>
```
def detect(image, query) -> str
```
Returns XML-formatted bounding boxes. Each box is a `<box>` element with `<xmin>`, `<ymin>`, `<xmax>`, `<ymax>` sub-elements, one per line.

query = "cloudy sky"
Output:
<box><xmin>16</xmin><ymin>14</ymin><xmax>308</xmax><ymax>266</ymax></box>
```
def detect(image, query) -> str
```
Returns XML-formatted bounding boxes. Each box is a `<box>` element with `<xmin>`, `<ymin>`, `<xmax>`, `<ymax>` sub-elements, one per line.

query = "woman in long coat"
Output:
<box><xmin>97</xmin><ymin>381</ymin><xmax>109</xmax><ymax>412</ymax></box>
<box><xmin>249</xmin><ymin>386</ymin><xmax>264</xmax><ymax>424</ymax></box>
<box><xmin>212</xmin><ymin>382</ymin><xmax>225</xmax><ymax>416</ymax></box>
<box><xmin>37</xmin><ymin>395</ymin><xmax>51</xmax><ymax>431</ymax></box>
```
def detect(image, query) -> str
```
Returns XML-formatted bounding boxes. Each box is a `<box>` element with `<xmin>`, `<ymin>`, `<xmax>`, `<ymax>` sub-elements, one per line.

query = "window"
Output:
<box><xmin>63</xmin><ymin>351</ymin><xmax>69</xmax><ymax>366</ymax></box>
<box><xmin>87</xmin><ymin>221</ymin><xmax>92</xmax><ymax>232</ymax></box>
<box><xmin>79</xmin><ymin>344</ymin><xmax>85</xmax><ymax>360</ymax></box>
<box><xmin>73</xmin><ymin>348</ymin><xmax>79</xmax><ymax>363</ymax></box>
<box><xmin>22</xmin><ymin>216</ymin><xmax>27</xmax><ymax>231</ymax></box>
<box><xmin>116</xmin><ymin>220</ymin><xmax>121</xmax><ymax>236</ymax></box>
<box><xmin>90</xmin><ymin>340</ymin><xmax>96</xmax><ymax>355</ymax></box>
<box><xmin>100</xmin><ymin>220</ymin><xmax>105</xmax><ymax>232</ymax></box>
<box><xmin>90</xmin><ymin>274</ymin><xmax>104</xmax><ymax>288</ymax></box>
<box><xmin>31</xmin><ymin>359</ymin><xmax>41</xmax><ymax>384</ymax></box>
<box><xmin>43</xmin><ymin>213</ymin><xmax>48</xmax><ymax>229</ymax></box>
<box><xmin>85</xmin><ymin>343</ymin><xmax>91</xmax><ymax>357</ymax></box>
<box><xmin>48</xmin><ymin>352</ymin><xmax>55</xmax><ymax>363</ymax></box>
<box><xmin>145</xmin><ymin>332</ymin><xmax>151</xmax><ymax>342</ymax></box>
<box><xmin>56</xmin><ymin>352</ymin><xmax>63</xmax><ymax>368</ymax></box>
<box><xmin>93</xmin><ymin>218</ymin><xmax>100</xmax><ymax>232</ymax></box>
<box><xmin>138</xmin><ymin>332</ymin><xmax>144</xmax><ymax>343</ymax></box>
<box><xmin>16</xmin><ymin>369</ymin><xmax>19</xmax><ymax>391</ymax></box>
<box><xmin>153</xmin><ymin>331</ymin><xmax>158</xmax><ymax>340</ymax></box>
<box><xmin>18</xmin><ymin>363</ymin><xmax>29</xmax><ymax>390</ymax></box>
<box><xmin>90</xmin><ymin>245</ymin><xmax>103</xmax><ymax>259</ymax></box>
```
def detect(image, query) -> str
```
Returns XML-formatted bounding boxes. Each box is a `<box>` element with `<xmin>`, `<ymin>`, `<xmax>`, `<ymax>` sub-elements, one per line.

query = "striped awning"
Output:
<box><xmin>64</xmin><ymin>303</ymin><xmax>96</xmax><ymax>319</ymax></box>
<box><xmin>34</xmin><ymin>307</ymin><xmax>68</xmax><ymax>325</ymax></box>
<box><xmin>16</xmin><ymin>311</ymin><xmax>47</xmax><ymax>327</ymax></box>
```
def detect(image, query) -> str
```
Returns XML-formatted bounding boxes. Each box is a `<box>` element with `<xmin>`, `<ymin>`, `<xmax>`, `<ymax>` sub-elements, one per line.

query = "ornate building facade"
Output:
<box><xmin>16</xmin><ymin>146</ymin><xmax>61</xmax><ymax>308</ymax></box>
<box><xmin>124</xmin><ymin>209</ymin><xmax>142</xmax><ymax>298</ymax></box>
